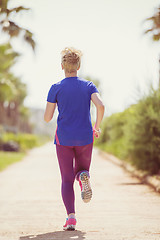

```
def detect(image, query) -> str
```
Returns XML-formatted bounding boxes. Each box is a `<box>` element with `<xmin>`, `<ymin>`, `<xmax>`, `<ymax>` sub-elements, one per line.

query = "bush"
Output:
<box><xmin>96</xmin><ymin>106</ymin><xmax>136</xmax><ymax>160</ymax></box>
<box><xmin>0</xmin><ymin>133</ymin><xmax>50</xmax><ymax>171</ymax></box>
<box><xmin>2</xmin><ymin>141</ymin><xmax>20</xmax><ymax>152</ymax></box>
<box><xmin>96</xmin><ymin>88</ymin><xmax>160</xmax><ymax>175</ymax></box>
<box><xmin>1</xmin><ymin>133</ymin><xmax>39</xmax><ymax>151</ymax></box>
<box><xmin>127</xmin><ymin>89</ymin><xmax>160</xmax><ymax>174</ymax></box>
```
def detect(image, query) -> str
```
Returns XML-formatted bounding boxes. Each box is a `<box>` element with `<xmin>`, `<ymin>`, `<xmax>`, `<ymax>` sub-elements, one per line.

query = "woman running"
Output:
<box><xmin>44</xmin><ymin>47</ymin><xmax>105</xmax><ymax>230</ymax></box>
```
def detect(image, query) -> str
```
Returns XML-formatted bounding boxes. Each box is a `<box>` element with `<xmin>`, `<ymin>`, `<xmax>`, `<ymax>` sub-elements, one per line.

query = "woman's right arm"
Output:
<box><xmin>44</xmin><ymin>102</ymin><xmax>56</xmax><ymax>122</ymax></box>
<box><xmin>91</xmin><ymin>92</ymin><xmax>105</xmax><ymax>138</ymax></box>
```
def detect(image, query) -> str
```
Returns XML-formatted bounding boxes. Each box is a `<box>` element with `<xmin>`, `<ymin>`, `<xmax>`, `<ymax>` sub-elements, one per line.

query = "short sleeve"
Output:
<box><xmin>47</xmin><ymin>85</ymin><xmax>57</xmax><ymax>103</ymax></box>
<box><xmin>88</xmin><ymin>81</ymin><xmax>99</xmax><ymax>96</ymax></box>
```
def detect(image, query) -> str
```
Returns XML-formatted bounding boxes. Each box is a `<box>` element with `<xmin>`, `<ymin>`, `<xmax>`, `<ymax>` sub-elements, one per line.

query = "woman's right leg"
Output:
<box><xmin>56</xmin><ymin>145</ymin><xmax>75</xmax><ymax>215</ymax></box>
<box><xmin>74</xmin><ymin>142</ymin><xmax>93</xmax><ymax>180</ymax></box>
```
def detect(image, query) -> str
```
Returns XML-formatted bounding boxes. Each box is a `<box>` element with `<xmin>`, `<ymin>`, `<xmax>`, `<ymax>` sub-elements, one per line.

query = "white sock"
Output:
<box><xmin>68</xmin><ymin>213</ymin><xmax>76</xmax><ymax>219</ymax></box>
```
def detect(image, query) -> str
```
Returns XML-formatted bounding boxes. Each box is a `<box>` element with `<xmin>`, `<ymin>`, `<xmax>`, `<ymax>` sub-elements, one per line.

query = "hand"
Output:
<box><xmin>93</xmin><ymin>127</ymin><xmax>101</xmax><ymax>138</ymax></box>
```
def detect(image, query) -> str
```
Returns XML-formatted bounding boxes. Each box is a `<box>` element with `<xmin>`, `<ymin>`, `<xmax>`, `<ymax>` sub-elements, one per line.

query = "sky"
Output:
<box><xmin>3</xmin><ymin>0</ymin><xmax>160</xmax><ymax>115</ymax></box>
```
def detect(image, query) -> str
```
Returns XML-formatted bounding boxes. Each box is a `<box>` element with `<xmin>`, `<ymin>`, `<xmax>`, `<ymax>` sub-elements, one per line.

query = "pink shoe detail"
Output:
<box><xmin>63</xmin><ymin>218</ymin><xmax>76</xmax><ymax>231</ymax></box>
<box><xmin>63</xmin><ymin>218</ymin><xmax>68</xmax><ymax>229</ymax></box>
<box><xmin>79</xmin><ymin>179</ymin><xmax>82</xmax><ymax>191</ymax></box>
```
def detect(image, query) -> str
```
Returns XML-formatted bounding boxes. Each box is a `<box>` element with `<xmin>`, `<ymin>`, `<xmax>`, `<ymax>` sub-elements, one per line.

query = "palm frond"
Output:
<box><xmin>146</xmin><ymin>16</ymin><xmax>156</xmax><ymax>22</ymax></box>
<box><xmin>24</xmin><ymin>30</ymin><xmax>36</xmax><ymax>51</ymax></box>
<box><xmin>1</xmin><ymin>20</ymin><xmax>22</xmax><ymax>37</ymax></box>
<box><xmin>0</xmin><ymin>2</ymin><xmax>35</xmax><ymax>52</ymax></box>
<box><xmin>153</xmin><ymin>34</ymin><xmax>160</xmax><ymax>41</ymax></box>
<box><xmin>144</xmin><ymin>29</ymin><xmax>153</xmax><ymax>34</ymax></box>
<box><xmin>5</xmin><ymin>6</ymin><xmax>30</xmax><ymax>16</ymax></box>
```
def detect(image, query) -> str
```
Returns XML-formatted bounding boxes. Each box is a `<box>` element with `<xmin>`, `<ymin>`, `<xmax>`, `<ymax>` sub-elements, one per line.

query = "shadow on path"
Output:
<box><xmin>19</xmin><ymin>230</ymin><xmax>86</xmax><ymax>240</ymax></box>
<box><xmin>118</xmin><ymin>182</ymin><xmax>144</xmax><ymax>185</ymax></box>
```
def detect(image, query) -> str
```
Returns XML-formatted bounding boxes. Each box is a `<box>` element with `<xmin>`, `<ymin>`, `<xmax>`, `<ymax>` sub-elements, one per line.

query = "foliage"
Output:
<box><xmin>0</xmin><ymin>42</ymin><xmax>19</xmax><ymax>71</ymax></box>
<box><xmin>0</xmin><ymin>43</ymin><xmax>27</xmax><ymax>102</ymax></box>
<box><xmin>128</xmin><ymin>89</ymin><xmax>160</xmax><ymax>174</ymax></box>
<box><xmin>0</xmin><ymin>0</ymin><xmax>35</xmax><ymax>50</ymax></box>
<box><xmin>0</xmin><ymin>131</ymin><xmax>50</xmax><ymax>171</ymax></box>
<box><xmin>96</xmin><ymin>88</ymin><xmax>160</xmax><ymax>174</ymax></box>
<box><xmin>0</xmin><ymin>1</ymin><xmax>36</xmax><ymax>133</ymax></box>
<box><xmin>2</xmin><ymin>133</ymin><xmax>40</xmax><ymax>151</ymax></box>
<box><xmin>144</xmin><ymin>4</ymin><xmax>160</xmax><ymax>89</ymax></box>
<box><xmin>144</xmin><ymin>6</ymin><xmax>160</xmax><ymax>41</ymax></box>
<box><xmin>0</xmin><ymin>42</ymin><xmax>29</xmax><ymax>132</ymax></box>
<box><xmin>96</xmin><ymin>106</ymin><xmax>135</xmax><ymax>160</ymax></box>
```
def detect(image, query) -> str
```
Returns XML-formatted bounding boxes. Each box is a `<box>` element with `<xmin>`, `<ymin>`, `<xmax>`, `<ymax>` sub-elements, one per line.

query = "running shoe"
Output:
<box><xmin>79</xmin><ymin>171</ymin><xmax>92</xmax><ymax>203</ymax></box>
<box><xmin>63</xmin><ymin>218</ymin><xmax>76</xmax><ymax>231</ymax></box>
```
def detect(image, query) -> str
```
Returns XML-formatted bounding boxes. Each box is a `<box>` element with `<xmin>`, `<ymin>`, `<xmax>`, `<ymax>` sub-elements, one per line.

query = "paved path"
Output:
<box><xmin>0</xmin><ymin>143</ymin><xmax>160</xmax><ymax>240</ymax></box>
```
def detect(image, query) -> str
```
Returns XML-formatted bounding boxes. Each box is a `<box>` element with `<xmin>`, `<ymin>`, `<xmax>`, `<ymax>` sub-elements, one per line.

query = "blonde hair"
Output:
<box><xmin>61</xmin><ymin>47</ymin><xmax>82</xmax><ymax>73</ymax></box>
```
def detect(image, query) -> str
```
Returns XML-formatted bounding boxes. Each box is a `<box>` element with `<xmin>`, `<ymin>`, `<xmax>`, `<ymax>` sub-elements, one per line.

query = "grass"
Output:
<box><xmin>0</xmin><ymin>134</ymin><xmax>51</xmax><ymax>172</ymax></box>
<box><xmin>0</xmin><ymin>151</ymin><xmax>25</xmax><ymax>171</ymax></box>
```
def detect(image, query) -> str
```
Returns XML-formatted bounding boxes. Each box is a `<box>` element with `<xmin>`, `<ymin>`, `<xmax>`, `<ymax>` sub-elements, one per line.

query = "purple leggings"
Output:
<box><xmin>56</xmin><ymin>142</ymin><xmax>93</xmax><ymax>215</ymax></box>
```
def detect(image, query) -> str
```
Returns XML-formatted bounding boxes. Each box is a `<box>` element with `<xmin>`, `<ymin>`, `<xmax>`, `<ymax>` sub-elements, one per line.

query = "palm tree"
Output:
<box><xmin>144</xmin><ymin>6</ymin><xmax>160</xmax><ymax>88</ymax></box>
<box><xmin>0</xmin><ymin>1</ymin><xmax>35</xmax><ymax>132</ymax></box>
<box><xmin>144</xmin><ymin>6</ymin><xmax>160</xmax><ymax>41</ymax></box>
<box><xmin>0</xmin><ymin>43</ymin><xmax>27</xmax><ymax>127</ymax></box>
<box><xmin>0</xmin><ymin>43</ymin><xmax>19</xmax><ymax>102</ymax></box>
<box><xmin>0</xmin><ymin>0</ymin><xmax>35</xmax><ymax>51</ymax></box>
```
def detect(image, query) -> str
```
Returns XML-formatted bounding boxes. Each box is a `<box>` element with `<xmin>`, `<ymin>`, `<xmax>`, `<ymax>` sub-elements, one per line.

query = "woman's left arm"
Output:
<box><xmin>44</xmin><ymin>102</ymin><xmax>56</xmax><ymax>122</ymax></box>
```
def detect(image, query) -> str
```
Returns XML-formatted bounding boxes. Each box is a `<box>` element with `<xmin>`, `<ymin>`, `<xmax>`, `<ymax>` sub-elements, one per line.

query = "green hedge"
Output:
<box><xmin>96</xmin><ymin>88</ymin><xmax>160</xmax><ymax>174</ymax></box>
<box><xmin>0</xmin><ymin>133</ymin><xmax>50</xmax><ymax>171</ymax></box>
<box><xmin>1</xmin><ymin>133</ymin><xmax>41</xmax><ymax>151</ymax></box>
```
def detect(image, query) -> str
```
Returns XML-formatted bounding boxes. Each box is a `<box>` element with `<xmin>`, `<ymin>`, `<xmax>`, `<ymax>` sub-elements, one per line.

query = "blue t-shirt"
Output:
<box><xmin>47</xmin><ymin>77</ymin><xmax>98</xmax><ymax>146</ymax></box>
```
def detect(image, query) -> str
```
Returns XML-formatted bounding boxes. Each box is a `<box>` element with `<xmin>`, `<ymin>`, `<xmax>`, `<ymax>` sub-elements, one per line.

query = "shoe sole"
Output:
<box><xmin>64</xmin><ymin>225</ymin><xmax>76</xmax><ymax>231</ymax></box>
<box><xmin>80</xmin><ymin>172</ymin><xmax>92</xmax><ymax>203</ymax></box>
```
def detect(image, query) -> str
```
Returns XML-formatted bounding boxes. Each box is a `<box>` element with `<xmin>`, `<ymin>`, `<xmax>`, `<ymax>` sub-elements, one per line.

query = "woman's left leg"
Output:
<box><xmin>56</xmin><ymin>145</ymin><xmax>76</xmax><ymax>215</ymax></box>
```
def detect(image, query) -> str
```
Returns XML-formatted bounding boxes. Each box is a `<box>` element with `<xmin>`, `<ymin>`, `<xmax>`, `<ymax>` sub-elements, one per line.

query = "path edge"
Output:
<box><xmin>97</xmin><ymin>148</ymin><xmax>160</xmax><ymax>193</ymax></box>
